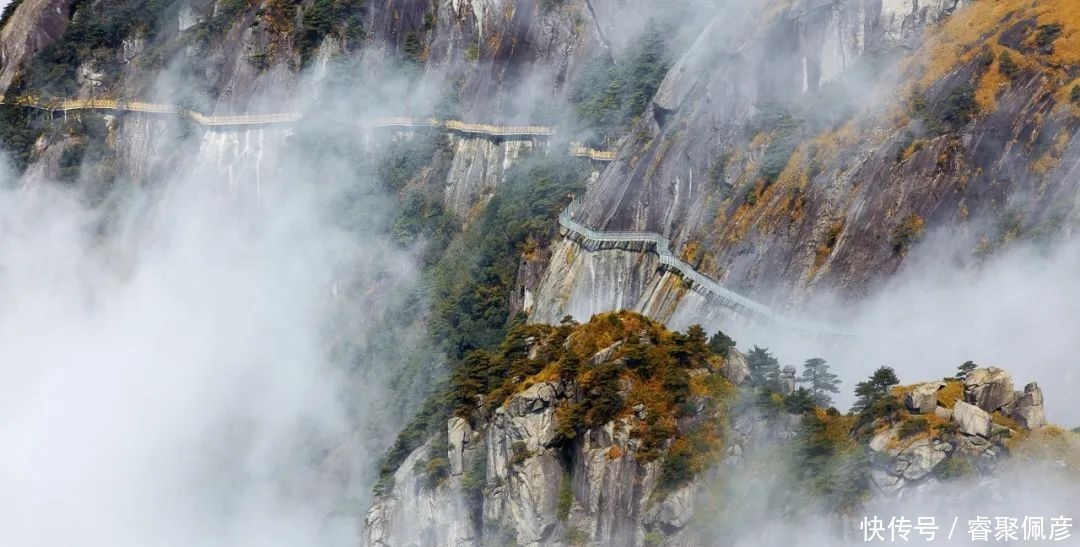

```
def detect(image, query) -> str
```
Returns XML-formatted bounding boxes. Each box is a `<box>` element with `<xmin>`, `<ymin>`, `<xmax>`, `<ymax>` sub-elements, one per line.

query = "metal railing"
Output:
<box><xmin>568</xmin><ymin>142</ymin><xmax>617</xmax><ymax>161</ymax></box>
<box><xmin>0</xmin><ymin>97</ymin><xmax>615</xmax><ymax>148</ymax></box>
<box><xmin>558</xmin><ymin>200</ymin><xmax>861</xmax><ymax>336</ymax></box>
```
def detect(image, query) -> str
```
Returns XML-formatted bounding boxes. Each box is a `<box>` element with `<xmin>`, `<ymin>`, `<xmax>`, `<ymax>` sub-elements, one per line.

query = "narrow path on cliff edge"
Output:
<box><xmin>558</xmin><ymin>199</ymin><xmax>867</xmax><ymax>337</ymax></box>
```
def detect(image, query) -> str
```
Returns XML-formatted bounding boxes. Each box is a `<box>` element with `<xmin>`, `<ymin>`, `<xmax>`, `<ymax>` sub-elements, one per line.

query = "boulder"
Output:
<box><xmin>964</xmin><ymin>367</ymin><xmax>1016</xmax><ymax>412</ymax></box>
<box><xmin>1006</xmin><ymin>382</ymin><xmax>1046</xmax><ymax>429</ymax></box>
<box><xmin>779</xmin><ymin>365</ymin><xmax>797</xmax><ymax>396</ymax></box>
<box><xmin>589</xmin><ymin>341</ymin><xmax>623</xmax><ymax>365</ymax></box>
<box><xmin>644</xmin><ymin>484</ymin><xmax>696</xmax><ymax>530</ymax></box>
<box><xmin>905</xmin><ymin>382</ymin><xmax>945</xmax><ymax>414</ymax></box>
<box><xmin>507</xmin><ymin>382</ymin><xmax>558</xmax><ymax>417</ymax></box>
<box><xmin>870</xmin><ymin>467</ymin><xmax>905</xmax><ymax>497</ymax></box>
<box><xmin>896</xmin><ymin>439</ymin><xmax>947</xmax><ymax>481</ymax></box>
<box><xmin>934</xmin><ymin>406</ymin><xmax>954</xmax><ymax>421</ymax></box>
<box><xmin>721</xmin><ymin>349</ymin><xmax>750</xmax><ymax>385</ymax></box>
<box><xmin>869</xmin><ymin>426</ymin><xmax>901</xmax><ymax>456</ymax></box>
<box><xmin>953</xmin><ymin>400</ymin><xmax>992</xmax><ymax>438</ymax></box>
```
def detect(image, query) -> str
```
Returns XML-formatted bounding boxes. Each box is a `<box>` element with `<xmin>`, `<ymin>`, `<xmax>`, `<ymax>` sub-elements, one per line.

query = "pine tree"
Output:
<box><xmin>797</xmin><ymin>357</ymin><xmax>841</xmax><ymax>407</ymax></box>
<box><xmin>746</xmin><ymin>345</ymin><xmax>780</xmax><ymax>391</ymax></box>
<box><xmin>851</xmin><ymin>366</ymin><xmax>899</xmax><ymax>413</ymax></box>
<box><xmin>956</xmin><ymin>360</ymin><xmax>977</xmax><ymax>381</ymax></box>
<box><xmin>685</xmin><ymin>324</ymin><xmax>709</xmax><ymax>362</ymax></box>
<box><xmin>708</xmin><ymin>329</ymin><xmax>735</xmax><ymax>357</ymax></box>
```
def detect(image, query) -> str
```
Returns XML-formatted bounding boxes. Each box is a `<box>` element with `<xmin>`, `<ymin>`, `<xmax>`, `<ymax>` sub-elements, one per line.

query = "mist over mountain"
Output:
<box><xmin>1</xmin><ymin>0</ymin><xmax>1079</xmax><ymax>545</ymax></box>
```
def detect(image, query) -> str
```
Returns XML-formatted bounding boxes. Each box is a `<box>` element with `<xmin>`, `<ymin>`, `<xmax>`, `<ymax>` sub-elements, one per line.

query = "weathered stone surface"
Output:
<box><xmin>1006</xmin><ymin>382</ymin><xmax>1046</xmax><ymax>429</ymax></box>
<box><xmin>953</xmin><ymin>400</ymin><xmax>992</xmax><ymax>438</ymax></box>
<box><xmin>934</xmin><ymin>406</ymin><xmax>954</xmax><ymax>421</ymax></box>
<box><xmin>964</xmin><ymin>367</ymin><xmax>1016</xmax><ymax>412</ymax></box>
<box><xmin>721</xmin><ymin>349</ymin><xmax>751</xmax><ymax>385</ymax></box>
<box><xmin>644</xmin><ymin>484</ymin><xmax>696</xmax><ymax>531</ymax></box>
<box><xmin>905</xmin><ymin>382</ymin><xmax>945</xmax><ymax>414</ymax></box>
<box><xmin>870</xmin><ymin>467</ymin><xmax>906</xmax><ymax>497</ymax></box>
<box><xmin>448</xmin><ymin>416</ymin><xmax>472</xmax><ymax>476</ymax></box>
<box><xmin>869</xmin><ymin>426</ymin><xmax>901</xmax><ymax>456</ymax></box>
<box><xmin>361</xmin><ymin>438</ymin><xmax>478</xmax><ymax>547</ymax></box>
<box><xmin>590</xmin><ymin>340</ymin><xmax>623</xmax><ymax>365</ymax></box>
<box><xmin>896</xmin><ymin>439</ymin><xmax>946</xmax><ymax>481</ymax></box>
<box><xmin>0</xmin><ymin>0</ymin><xmax>77</xmax><ymax>92</ymax></box>
<box><xmin>779</xmin><ymin>365</ymin><xmax>797</xmax><ymax>396</ymax></box>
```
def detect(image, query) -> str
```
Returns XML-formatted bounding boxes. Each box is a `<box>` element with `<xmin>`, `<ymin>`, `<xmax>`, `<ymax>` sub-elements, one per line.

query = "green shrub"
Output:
<box><xmin>295</xmin><ymin>0</ymin><xmax>366</xmax><ymax>64</ymax></box>
<box><xmin>464</xmin><ymin>43</ymin><xmax>479</xmax><ymax>61</ymax></box>
<box><xmin>933</xmin><ymin>455</ymin><xmax>971</xmax><ymax>480</ymax></box>
<box><xmin>571</xmin><ymin>27</ymin><xmax>670</xmax><ymax>143</ymax></box>
<box><xmin>427</xmin><ymin>155</ymin><xmax>585</xmax><ymax>361</ymax></box>
<box><xmin>898</xmin><ymin>417</ymin><xmax>930</xmax><ymax>439</ymax></box>
<box><xmin>658</xmin><ymin>443</ymin><xmax>694</xmax><ymax>491</ymax></box>
<box><xmin>557</xmin><ymin>473</ymin><xmax>573</xmax><ymax>521</ymax></box>
<box><xmin>708</xmin><ymin>329</ymin><xmax>735</xmax><ymax>357</ymax></box>
<box><xmin>24</xmin><ymin>0</ymin><xmax>176</xmax><ymax>93</ymax></box>
<box><xmin>889</xmin><ymin>214</ymin><xmax>925</xmax><ymax>254</ymax></box>
<box><xmin>942</xmin><ymin>84</ymin><xmax>978</xmax><ymax>127</ymax></box>
<box><xmin>509</xmin><ymin>441</ymin><xmax>531</xmax><ymax>467</ymax></box>
<box><xmin>998</xmin><ymin>51</ymin><xmax>1019</xmax><ymax>79</ymax></box>
<box><xmin>1070</xmin><ymin>85</ymin><xmax>1080</xmax><ymax>105</ymax></box>
<box><xmin>783</xmin><ymin>387</ymin><xmax>816</xmax><ymax>414</ymax></box>
<box><xmin>0</xmin><ymin>105</ymin><xmax>42</xmax><ymax>173</ymax></box>
<box><xmin>757</xmin><ymin>114</ymin><xmax>800</xmax><ymax>183</ymax></box>
<box><xmin>852</xmin><ymin>366</ymin><xmax>900</xmax><ymax>414</ymax></box>
<box><xmin>1036</xmin><ymin>23</ymin><xmax>1063</xmax><ymax>52</ymax></box>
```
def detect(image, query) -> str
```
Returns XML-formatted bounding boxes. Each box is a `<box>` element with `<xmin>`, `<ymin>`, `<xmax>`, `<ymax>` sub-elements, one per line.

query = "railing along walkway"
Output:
<box><xmin>558</xmin><ymin>201</ymin><xmax>860</xmax><ymax>336</ymax></box>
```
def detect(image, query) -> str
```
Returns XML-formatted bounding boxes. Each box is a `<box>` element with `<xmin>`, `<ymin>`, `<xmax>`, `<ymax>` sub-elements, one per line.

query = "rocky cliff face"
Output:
<box><xmin>0</xmin><ymin>0</ymin><xmax>75</xmax><ymax>91</ymax></box>
<box><xmin>364</xmin><ymin>341</ymin><xmax>1068</xmax><ymax>546</ymax></box>
<box><xmin>363</xmin><ymin>312</ymin><xmax>753</xmax><ymax>547</ymax></box>
<box><xmin>528</xmin><ymin>0</ymin><xmax>1080</xmax><ymax>326</ymax></box>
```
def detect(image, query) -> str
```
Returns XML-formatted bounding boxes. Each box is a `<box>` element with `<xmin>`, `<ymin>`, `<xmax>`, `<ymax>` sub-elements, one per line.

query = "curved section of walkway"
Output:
<box><xmin>558</xmin><ymin>201</ymin><xmax>860</xmax><ymax>336</ymax></box>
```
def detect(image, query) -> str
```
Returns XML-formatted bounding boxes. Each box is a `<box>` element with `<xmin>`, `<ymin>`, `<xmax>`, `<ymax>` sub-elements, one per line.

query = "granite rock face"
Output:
<box><xmin>964</xmin><ymin>367</ymin><xmax>1016</xmax><ymax>413</ymax></box>
<box><xmin>905</xmin><ymin>382</ymin><xmax>945</xmax><ymax>415</ymax></box>
<box><xmin>953</xmin><ymin>400</ymin><xmax>992</xmax><ymax>438</ymax></box>
<box><xmin>1004</xmin><ymin>382</ymin><xmax>1046</xmax><ymax>430</ymax></box>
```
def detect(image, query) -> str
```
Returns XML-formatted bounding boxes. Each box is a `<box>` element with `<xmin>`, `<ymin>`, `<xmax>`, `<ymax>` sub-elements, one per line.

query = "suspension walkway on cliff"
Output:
<box><xmin>0</xmin><ymin>97</ymin><xmax>617</xmax><ymax>154</ymax></box>
<box><xmin>557</xmin><ymin>201</ymin><xmax>861</xmax><ymax>336</ymax></box>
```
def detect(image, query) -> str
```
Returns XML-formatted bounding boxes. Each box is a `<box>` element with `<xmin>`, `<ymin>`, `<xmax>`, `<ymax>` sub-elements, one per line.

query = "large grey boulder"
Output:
<box><xmin>721</xmin><ymin>349</ymin><xmax>750</xmax><ymax>385</ymax></box>
<box><xmin>905</xmin><ymin>382</ymin><xmax>945</xmax><ymax>414</ymax></box>
<box><xmin>779</xmin><ymin>366</ymin><xmax>797</xmax><ymax>396</ymax></box>
<box><xmin>964</xmin><ymin>367</ymin><xmax>1016</xmax><ymax>412</ymax></box>
<box><xmin>644</xmin><ymin>484</ymin><xmax>696</xmax><ymax>531</ymax></box>
<box><xmin>896</xmin><ymin>439</ymin><xmax>947</xmax><ymax>481</ymax></box>
<box><xmin>1006</xmin><ymin>382</ymin><xmax>1046</xmax><ymax>429</ymax></box>
<box><xmin>953</xmin><ymin>400</ymin><xmax>992</xmax><ymax>438</ymax></box>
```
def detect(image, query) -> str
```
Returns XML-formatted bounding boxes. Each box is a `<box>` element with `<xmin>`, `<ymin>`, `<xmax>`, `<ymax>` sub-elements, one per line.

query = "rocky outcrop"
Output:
<box><xmin>779</xmin><ymin>365</ymin><xmax>797</xmax><ymax>395</ymax></box>
<box><xmin>0</xmin><ymin>0</ymin><xmax>76</xmax><ymax>92</ymax></box>
<box><xmin>894</xmin><ymin>438</ymin><xmax>948</xmax><ymax>481</ymax></box>
<box><xmin>363</xmin><ymin>379</ymin><xmax>680</xmax><ymax>547</ymax></box>
<box><xmin>904</xmin><ymin>382</ymin><xmax>945</xmax><ymax>414</ymax></box>
<box><xmin>443</xmin><ymin>136</ymin><xmax>537</xmax><ymax>218</ymax></box>
<box><xmin>1004</xmin><ymin>382</ymin><xmax>1046</xmax><ymax>430</ymax></box>
<box><xmin>964</xmin><ymin>367</ymin><xmax>1016</xmax><ymax>412</ymax></box>
<box><xmin>720</xmin><ymin>349</ymin><xmax>750</xmax><ymax>386</ymax></box>
<box><xmin>953</xmin><ymin>400</ymin><xmax>992</xmax><ymax>437</ymax></box>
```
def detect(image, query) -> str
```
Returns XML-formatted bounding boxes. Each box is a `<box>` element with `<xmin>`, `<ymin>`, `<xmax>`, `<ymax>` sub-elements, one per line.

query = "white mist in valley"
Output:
<box><xmin>0</xmin><ymin>110</ymin><xmax>421</xmax><ymax>545</ymax></box>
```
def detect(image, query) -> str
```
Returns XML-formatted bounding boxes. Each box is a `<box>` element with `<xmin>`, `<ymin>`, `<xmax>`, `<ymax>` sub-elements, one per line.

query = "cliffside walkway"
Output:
<box><xmin>558</xmin><ymin>201</ymin><xmax>860</xmax><ymax>336</ymax></box>
<box><xmin>0</xmin><ymin>98</ymin><xmax>612</xmax><ymax>155</ymax></box>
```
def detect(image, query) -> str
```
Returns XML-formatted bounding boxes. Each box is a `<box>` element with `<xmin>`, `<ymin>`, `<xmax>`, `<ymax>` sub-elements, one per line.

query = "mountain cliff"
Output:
<box><xmin>3</xmin><ymin>0</ymin><xmax>1080</xmax><ymax>545</ymax></box>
